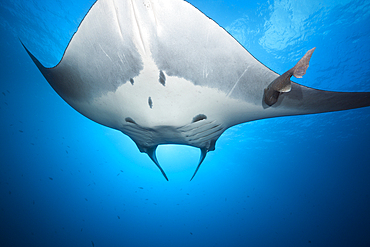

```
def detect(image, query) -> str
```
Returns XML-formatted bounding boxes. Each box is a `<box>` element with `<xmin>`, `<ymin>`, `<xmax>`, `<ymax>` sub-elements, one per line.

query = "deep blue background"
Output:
<box><xmin>1</xmin><ymin>0</ymin><xmax>370</xmax><ymax>246</ymax></box>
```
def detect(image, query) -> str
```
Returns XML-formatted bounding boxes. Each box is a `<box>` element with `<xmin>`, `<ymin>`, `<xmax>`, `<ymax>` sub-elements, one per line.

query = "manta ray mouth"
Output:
<box><xmin>121</xmin><ymin>117</ymin><xmax>224</xmax><ymax>181</ymax></box>
<box><xmin>145</xmin><ymin>145</ymin><xmax>209</xmax><ymax>181</ymax></box>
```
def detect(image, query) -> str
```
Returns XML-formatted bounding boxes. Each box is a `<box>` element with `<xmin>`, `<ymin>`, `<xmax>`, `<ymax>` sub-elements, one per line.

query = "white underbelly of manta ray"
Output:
<box><xmin>91</xmin><ymin>55</ymin><xmax>251</xmax><ymax>130</ymax></box>
<box><xmin>22</xmin><ymin>0</ymin><xmax>370</xmax><ymax>181</ymax></box>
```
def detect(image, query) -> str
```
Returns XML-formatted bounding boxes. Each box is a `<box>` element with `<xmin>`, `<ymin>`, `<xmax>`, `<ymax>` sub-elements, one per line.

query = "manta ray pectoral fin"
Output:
<box><xmin>190</xmin><ymin>148</ymin><xmax>208</xmax><ymax>181</ymax></box>
<box><xmin>264</xmin><ymin>48</ymin><xmax>316</xmax><ymax>106</ymax></box>
<box><xmin>144</xmin><ymin>146</ymin><xmax>169</xmax><ymax>181</ymax></box>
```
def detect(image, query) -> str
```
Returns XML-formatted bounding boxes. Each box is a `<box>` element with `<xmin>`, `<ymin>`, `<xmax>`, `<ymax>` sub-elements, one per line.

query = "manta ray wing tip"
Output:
<box><xmin>19</xmin><ymin>40</ymin><xmax>47</xmax><ymax>74</ymax></box>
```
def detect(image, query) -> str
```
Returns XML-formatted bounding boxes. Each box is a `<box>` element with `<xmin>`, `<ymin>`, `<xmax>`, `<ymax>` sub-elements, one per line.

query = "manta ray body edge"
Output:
<box><xmin>22</xmin><ymin>0</ymin><xmax>370</xmax><ymax>180</ymax></box>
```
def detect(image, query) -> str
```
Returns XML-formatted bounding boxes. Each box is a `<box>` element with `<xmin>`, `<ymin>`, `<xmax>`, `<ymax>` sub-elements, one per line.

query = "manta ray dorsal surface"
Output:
<box><xmin>23</xmin><ymin>0</ymin><xmax>370</xmax><ymax>180</ymax></box>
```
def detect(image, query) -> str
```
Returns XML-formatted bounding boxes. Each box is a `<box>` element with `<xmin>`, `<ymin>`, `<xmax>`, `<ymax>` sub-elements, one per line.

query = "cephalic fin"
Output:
<box><xmin>264</xmin><ymin>47</ymin><xmax>316</xmax><ymax>106</ymax></box>
<box><xmin>190</xmin><ymin>148</ymin><xmax>208</xmax><ymax>181</ymax></box>
<box><xmin>146</xmin><ymin>146</ymin><xmax>169</xmax><ymax>181</ymax></box>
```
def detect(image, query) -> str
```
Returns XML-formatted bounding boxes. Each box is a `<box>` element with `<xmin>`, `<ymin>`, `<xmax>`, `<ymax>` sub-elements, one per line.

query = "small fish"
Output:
<box><xmin>49</xmin><ymin>177</ymin><xmax>53</xmax><ymax>180</ymax></box>
<box><xmin>117</xmin><ymin>216</ymin><xmax>120</xmax><ymax>219</ymax></box>
<box><xmin>85</xmin><ymin>198</ymin><xmax>88</xmax><ymax>201</ymax></box>
<box><xmin>138</xmin><ymin>187</ymin><xmax>143</xmax><ymax>189</ymax></box>
<box><xmin>91</xmin><ymin>241</ymin><xmax>94</xmax><ymax>247</ymax></box>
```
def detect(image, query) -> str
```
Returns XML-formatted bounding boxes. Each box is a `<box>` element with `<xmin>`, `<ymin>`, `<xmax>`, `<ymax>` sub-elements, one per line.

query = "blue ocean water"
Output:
<box><xmin>1</xmin><ymin>0</ymin><xmax>370</xmax><ymax>246</ymax></box>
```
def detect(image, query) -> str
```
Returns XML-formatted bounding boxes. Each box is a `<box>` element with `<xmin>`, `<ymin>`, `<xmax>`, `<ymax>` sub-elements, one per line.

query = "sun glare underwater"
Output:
<box><xmin>1</xmin><ymin>0</ymin><xmax>370</xmax><ymax>246</ymax></box>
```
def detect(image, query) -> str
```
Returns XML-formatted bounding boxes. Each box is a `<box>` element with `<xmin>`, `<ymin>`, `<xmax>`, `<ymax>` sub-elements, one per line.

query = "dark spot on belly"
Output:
<box><xmin>192</xmin><ymin>114</ymin><xmax>207</xmax><ymax>123</ymax></box>
<box><xmin>148</xmin><ymin>97</ymin><xmax>153</xmax><ymax>109</ymax></box>
<box><xmin>130</xmin><ymin>78</ymin><xmax>134</xmax><ymax>85</ymax></box>
<box><xmin>125</xmin><ymin>117</ymin><xmax>136</xmax><ymax>124</ymax></box>
<box><xmin>159</xmin><ymin>70</ymin><xmax>166</xmax><ymax>86</ymax></box>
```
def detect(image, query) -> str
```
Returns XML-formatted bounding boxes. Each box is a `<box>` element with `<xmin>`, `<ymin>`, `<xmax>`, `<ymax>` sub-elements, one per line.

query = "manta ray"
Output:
<box><xmin>22</xmin><ymin>0</ymin><xmax>370</xmax><ymax>180</ymax></box>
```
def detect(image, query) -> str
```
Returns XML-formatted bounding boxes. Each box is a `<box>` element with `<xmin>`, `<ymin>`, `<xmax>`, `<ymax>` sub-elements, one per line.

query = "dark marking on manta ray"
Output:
<box><xmin>159</xmin><ymin>70</ymin><xmax>166</xmax><ymax>86</ymax></box>
<box><xmin>192</xmin><ymin>114</ymin><xmax>207</xmax><ymax>123</ymax></box>
<box><xmin>130</xmin><ymin>78</ymin><xmax>134</xmax><ymax>85</ymax></box>
<box><xmin>148</xmin><ymin>97</ymin><xmax>153</xmax><ymax>109</ymax></box>
<box><xmin>125</xmin><ymin>117</ymin><xmax>136</xmax><ymax>124</ymax></box>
